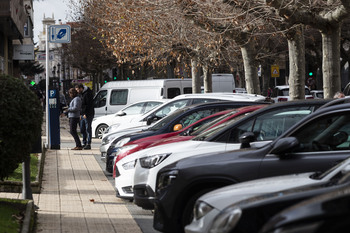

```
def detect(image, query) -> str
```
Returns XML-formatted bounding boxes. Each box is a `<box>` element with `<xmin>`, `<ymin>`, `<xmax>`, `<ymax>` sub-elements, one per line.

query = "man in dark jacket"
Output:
<box><xmin>75</xmin><ymin>84</ymin><xmax>95</xmax><ymax>149</ymax></box>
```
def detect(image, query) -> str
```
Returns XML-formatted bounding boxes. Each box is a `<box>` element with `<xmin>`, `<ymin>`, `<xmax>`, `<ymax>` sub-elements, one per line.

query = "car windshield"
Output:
<box><xmin>148</xmin><ymin>108</ymin><xmax>189</xmax><ymax>131</ymax></box>
<box><xmin>189</xmin><ymin>110</ymin><xmax>238</xmax><ymax>136</ymax></box>
<box><xmin>192</xmin><ymin>113</ymin><xmax>249</xmax><ymax>141</ymax></box>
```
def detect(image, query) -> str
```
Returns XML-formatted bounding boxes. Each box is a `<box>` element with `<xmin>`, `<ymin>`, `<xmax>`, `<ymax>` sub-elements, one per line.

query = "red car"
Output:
<box><xmin>112</xmin><ymin>105</ymin><xmax>266</xmax><ymax>177</ymax></box>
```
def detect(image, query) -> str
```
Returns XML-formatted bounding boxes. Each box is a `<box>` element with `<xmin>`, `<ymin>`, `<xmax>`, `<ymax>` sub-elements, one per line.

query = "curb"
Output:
<box><xmin>21</xmin><ymin>200</ymin><xmax>35</xmax><ymax>233</ymax></box>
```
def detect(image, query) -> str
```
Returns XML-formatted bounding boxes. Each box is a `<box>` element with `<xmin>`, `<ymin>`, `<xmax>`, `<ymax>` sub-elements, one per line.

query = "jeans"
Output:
<box><xmin>69</xmin><ymin>117</ymin><xmax>82</xmax><ymax>147</ymax></box>
<box><xmin>80</xmin><ymin>115</ymin><xmax>93</xmax><ymax>145</ymax></box>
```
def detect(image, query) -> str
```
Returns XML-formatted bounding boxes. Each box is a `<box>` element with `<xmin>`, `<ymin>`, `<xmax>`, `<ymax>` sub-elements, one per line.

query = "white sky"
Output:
<box><xmin>33</xmin><ymin>0</ymin><xmax>72</xmax><ymax>43</ymax></box>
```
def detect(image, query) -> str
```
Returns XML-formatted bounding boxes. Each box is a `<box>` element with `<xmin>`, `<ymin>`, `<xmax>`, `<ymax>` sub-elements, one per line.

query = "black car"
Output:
<box><xmin>153</xmin><ymin>101</ymin><xmax>350</xmax><ymax>233</ymax></box>
<box><xmin>104</xmin><ymin>100</ymin><xmax>269</xmax><ymax>172</ymax></box>
<box><xmin>134</xmin><ymin>99</ymin><xmax>330</xmax><ymax>210</ymax></box>
<box><xmin>260</xmin><ymin>184</ymin><xmax>350</xmax><ymax>233</ymax></box>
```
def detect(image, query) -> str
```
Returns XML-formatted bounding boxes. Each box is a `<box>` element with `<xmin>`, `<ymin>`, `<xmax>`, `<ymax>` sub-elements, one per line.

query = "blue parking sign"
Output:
<box><xmin>49</xmin><ymin>25</ymin><xmax>71</xmax><ymax>43</ymax></box>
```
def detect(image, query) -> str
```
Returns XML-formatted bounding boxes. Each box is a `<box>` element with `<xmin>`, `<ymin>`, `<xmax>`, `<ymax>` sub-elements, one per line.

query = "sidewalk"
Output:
<box><xmin>0</xmin><ymin>118</ymin><xmax>143</xmax><ymax>233</ymax></box>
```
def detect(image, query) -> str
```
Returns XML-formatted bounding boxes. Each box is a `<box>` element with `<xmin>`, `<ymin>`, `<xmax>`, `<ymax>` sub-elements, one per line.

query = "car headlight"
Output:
<box><xmin>157</xmin><ymin>170</ymin><xmax>178</xmax><ymax>191</ymax></box>
<box><xmin>122</xmin><ymin>159</ymin><xmax>137</xmax><ymax>170</ymax></box>
<box><xmin>116</xmin><ymin>137</ymin><xmax>130</xmax><ymax>147</ymax></box>
<box><xmin>193</xmin><ymin>201</ymin><xmax>214</xmax><ymax>220</ymax></box>
<box><xmin>209</xmin><ymin>207</ymin><xmax>242</xmax><ymax>233</ymax></box>
<box><xmin>139</xmin><ymin>153</ymin><xmax>171</xmax><ymax>168</ymax></box>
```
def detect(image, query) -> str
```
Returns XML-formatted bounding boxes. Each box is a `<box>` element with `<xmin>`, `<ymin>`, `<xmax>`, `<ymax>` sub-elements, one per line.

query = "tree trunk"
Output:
<box><xmin>202</xmin><ymin>64</ymin><xmax>212</xmax><ymax>93</ymax></box>
<box><xmin>241</xmin><ymin>41</ymin><xmax>261</xmax><ymax>94</ymax></box>
<box><xmin>22</xmin><ymin>154</ymin><xmax>33</xmax><ymax>200</ymax></box>
<box><xmin>191</xmin><ymin>58</ymin><xmax>201</xmax><ymax>93</ymax></box>
<box><xmin>322</xmin><ymin>24</ymin><xmax>341</xmax><ymax>99</ymax></box>
<box><xmin>287</xmin><ymin>25</ymin><xmax>306</xmax><ymax>100</ymax></box>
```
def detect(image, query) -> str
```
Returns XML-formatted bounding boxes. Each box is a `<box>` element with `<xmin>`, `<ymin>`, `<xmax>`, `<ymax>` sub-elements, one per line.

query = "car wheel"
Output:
<box><xmin>106</xmin><ymin>156</ymin><xmax>113</xmax><ymax>173</ymax></box>
<box><xmin>179</xmin><ymin>188</ymin><xmax>219</xmax><ymax>233</ymax></box>
<box><xmin>96</xmin><ymin>124</ymin><xmax>108</xmax><ymax>139</ymax></box>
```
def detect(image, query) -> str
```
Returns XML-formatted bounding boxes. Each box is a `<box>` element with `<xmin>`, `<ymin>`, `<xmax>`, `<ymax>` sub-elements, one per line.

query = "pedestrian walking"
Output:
<box><xmin>75</xmin><ymin>84</ymin><xmax>95</xmax><ymax>149</ymax></box>
<box><xmin>62</xmin><ymin>88</ymin><xmax>83</xmax><ymax>150</ymax></box>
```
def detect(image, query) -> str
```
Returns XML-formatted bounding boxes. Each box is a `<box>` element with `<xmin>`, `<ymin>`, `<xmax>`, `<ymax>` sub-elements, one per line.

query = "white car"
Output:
<box><xmin>271</xmin><ymin>85</ymin><xmax>314</xmax><ymax>102</ymax></box>
<box><xmin>185</xmin><ymin>157</ymin><xmax>350</xmax><ymax>233</ymax></box>
<box><xmin>92</xmin><ymin>99</ymin><xmax>167</xmax><ymax>138</ymax></box>
<box><xmin>114</xmin><ymin>102</ymin><xmax>318</xmax><ymax>201</ymax></box>
<box><xmin>310</xmin><ymin>90</ymin><xmax>324</xmax><ymax>99</ymax></box>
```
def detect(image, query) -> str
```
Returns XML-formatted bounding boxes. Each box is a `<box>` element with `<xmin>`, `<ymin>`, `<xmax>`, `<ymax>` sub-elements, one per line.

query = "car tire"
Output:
<box><xmin>96</xmin><ymin>124</ymin><xmax>108</xmax><ymax>139</ymax></box>
<box><xmin>179</xmin><ymin>187</ymin><xmax>219</xmax><ymax>233</ymax></box>
<box><xmin>106</xmin><ymin>156</ymin><xmax>113</xmax><ymax>173</ymax></box>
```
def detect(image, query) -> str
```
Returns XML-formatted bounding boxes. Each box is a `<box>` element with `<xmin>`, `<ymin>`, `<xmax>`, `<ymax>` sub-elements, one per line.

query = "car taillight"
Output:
<box><xmin>306</xmin><ymin>96</ymin><xmax>314</xmax><ymax>99</ymax></box>
<box><xmin>278</xmin><ymin>98</ymin><xmax>288</xmax><ymax>102</ymax></box>
<box><xmin>233</xmin><ymin>90</ymin><xmax>236</xmax><ymax>93</ymax></box>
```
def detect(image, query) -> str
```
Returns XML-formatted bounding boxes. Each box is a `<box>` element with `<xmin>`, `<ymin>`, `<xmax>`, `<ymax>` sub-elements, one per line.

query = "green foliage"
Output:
<box><xmin>6</xmin><ymin>154</ymin><xmax>39</xmax><ymax>182</ymax></box>
<box><xmin>0</xmin><ymin>75</ymin><xmax>43</xmax><ymax>180</ymax></box>
<box><xmin>0</xmin><ymin>198</ymin><xmax>28</xmax><ymax>233</ymax></box>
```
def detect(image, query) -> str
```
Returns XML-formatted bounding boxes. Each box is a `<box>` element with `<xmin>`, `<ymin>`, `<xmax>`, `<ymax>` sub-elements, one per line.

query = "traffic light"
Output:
<box><xmin>30</xmin><ymin>81</ymin><xmax>36</xmax><ymax>86</ymax></box>
<box><xmin>112</xmin><ymin>68</ymin><xmax>117</xmax><ymax>80</ymax></box>
<box><xmin>309</xmin><ymin>71</ymin><xmax>313</xmax><ymax>77</ymax></box>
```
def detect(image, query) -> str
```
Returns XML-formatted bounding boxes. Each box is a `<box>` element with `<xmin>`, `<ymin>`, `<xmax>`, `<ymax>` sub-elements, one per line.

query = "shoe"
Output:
<box><xmin>83</xmin><ymin>144</ymin><xmax>91</xmax><ymax>150</ymax></box>
<box><xmin>82</xmin><ymin>144</ymin><xmax>86</xmax><ymax>148</ymax></box>
<box><xmin>72</xmin><ymin>146</ymin><xmax>83</xmax><ymax>150</ymax></box>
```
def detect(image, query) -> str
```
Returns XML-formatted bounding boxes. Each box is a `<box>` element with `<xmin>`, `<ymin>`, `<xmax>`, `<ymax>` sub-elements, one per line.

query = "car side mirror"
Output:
<box><xmin>116</xmin><ymin>111</ymin><xmax>126</xmax><ymax>116</ymax></box>
<box><xmin>239</xmin><ymin>132</ymin><xmax>256</xmax><ymax>149</ymax></box>
<box><xmin>173</xmin><ymin>124</ymin><xmax>183</xmax><ymax>131</ymax></box>
<box><xmin>147</xmin><ymin>116</ymin><xmax>154</xmax><ymax>125</ymax></box>
<box><xmin>270</xmin><ymin>137</ymin><xmax>299</xmax><ymax>155</ymax></box>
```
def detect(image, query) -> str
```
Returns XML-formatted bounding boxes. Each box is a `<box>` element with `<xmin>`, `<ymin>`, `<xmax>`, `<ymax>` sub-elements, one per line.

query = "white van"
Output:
<box><xmin>93</xmin><ymin>79</ymin><xmax>193</xmax><ymax>116</ymax></box>
<box><xmin>201</xmin><ymin>73</ymin><xmax>247</xmax><ymax>93</ymax></box>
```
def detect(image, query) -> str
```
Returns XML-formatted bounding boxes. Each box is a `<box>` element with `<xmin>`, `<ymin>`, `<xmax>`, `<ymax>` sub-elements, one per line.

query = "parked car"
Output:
<box><xmin>99</xmin><ymin>93</ymin><xmax>269</xmax><ymax>165</ymax></box>
<box><xmin>271</xmin><ymin>85</ymin><xmax>313</xmax><ymax>102</ymax></box>
<box><xmin>185</xmin><ymin>156</ymin><xmax>350</xmax><ymax>233</ymax></box>
<box><xmin>153</xmin><ymin>99</ymin><xmax>350</xmax><ymax>233</ymax></box>
<box><xmin>133</xmin><ymin>99</ymin><xmax>329</xmax><ymax>211</ymax></box>
<box><xmin>114</xmin><ymin>106</ymin><xmax>265</xmax><ymax>199</ymax></box>
<box><xmin>310</xmin><ymin>90</ymin><xmax>324</xmax><ymax>99</ymax></box>
<box><xmin>112</xmin><ymin>109</ymin><xmax>233</xmax><ymax>199</ymax></box>
<box><xmin>104</xmin><ymin>100</ymin><xmax>268</xmax><ymax>173</ymax></box>
<box><xmin>260</xmin><ymin>185</ymin><xmax>350</xmax><ymax>233</ymax></box>
<box><xmin>92</xmin><ymin>99</ymin><xmax>167</xmax><ymax>138</ymax></box>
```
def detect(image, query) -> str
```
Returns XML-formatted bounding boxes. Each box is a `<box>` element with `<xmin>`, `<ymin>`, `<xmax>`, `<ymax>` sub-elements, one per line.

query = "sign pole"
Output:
<box><xmin>45</xmin><ymin>25</ymin><xmax>50</xmax><ymax>148</ymax></box>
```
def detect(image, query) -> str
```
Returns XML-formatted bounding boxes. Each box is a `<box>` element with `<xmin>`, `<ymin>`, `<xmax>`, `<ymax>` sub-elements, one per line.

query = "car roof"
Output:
<box><xmin>173</xmin><ymin>93</ymin><xmax>267</xmax><ymax>102</ymax></box>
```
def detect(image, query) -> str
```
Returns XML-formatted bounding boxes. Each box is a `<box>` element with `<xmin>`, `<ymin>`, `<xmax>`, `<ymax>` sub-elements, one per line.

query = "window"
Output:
<box><xmin>192</xmin><ymin>99</ymin><xmax>223</xmax><ymax>105</ymax></box>
<box><xmin>167</xmin><ymin>88</ymin><xmax>181</xmax><ymax>98</ymax></box>
<box><xmin>292</xmin><ymin>112</ymin><xmax>350</xmax><ymax>152</ymax></box>
<box><xmin>144</xmin><ymin>101</ymin><xmax>163</xmax><ymax>113</ymax></box>
<box><xmin>177</xmin><ymin>109</ymin><xmax>216</xmax><ymax>129</ymax></box>
<box><xmin>93</xmin><ymin>90</ymin><xmax>107</xmax><ymax>108</ymax></box>
<box><xmin>110</xmin><ymin>89</ymin><xmax>128</xmax><ymax>105</ymax></box>
<box><xmin>183</xmin><ymin>87</ymin><xmax>192</xmax><ymax>94</ymax></box>
<box><xmin>228</xmin><ymin>106</ymin><xmax>314</xmax><ymax>143</ymax></box>
<box><xmin>154</xmin><ymin>100</ymin><xmax>189</xmax><ymax>118</ymax></box>
<box><xmin>122</xmin><ymin>102</ymin><xmax>145</xmax><ymax>115</ymax></box>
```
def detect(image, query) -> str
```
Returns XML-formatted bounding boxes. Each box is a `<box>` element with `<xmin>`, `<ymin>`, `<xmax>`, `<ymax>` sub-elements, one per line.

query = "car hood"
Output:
<box><xmin>199</xmin><ymin>172</ymin><xmax>320</xmax><ymax>211</ymax></box>
<box><xmin>103</xmin><ymin>125</ymin><xmax>149</xmax><ymax>139</ymax></box>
